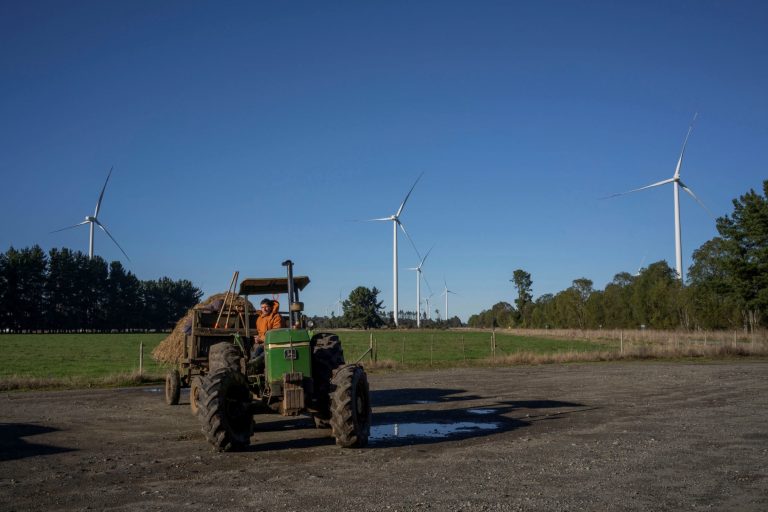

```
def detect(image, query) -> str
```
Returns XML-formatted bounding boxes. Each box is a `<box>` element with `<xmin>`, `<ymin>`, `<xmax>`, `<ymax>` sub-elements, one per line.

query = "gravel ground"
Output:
<box><xmin>1</xmin><ymin>361</ymin><xmax>767</xmax><ymax>511</ymax></box>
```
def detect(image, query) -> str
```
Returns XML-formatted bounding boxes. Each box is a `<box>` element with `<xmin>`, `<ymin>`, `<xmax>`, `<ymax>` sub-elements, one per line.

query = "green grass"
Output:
<box><xmin>334</xmin><ymin>329</ymin><xmax>606</xmax><ymax>365</ymax></box>
<box><xmin>4</xmin><ymin>329</ymin><xmax>761</xmax><ymax>391</ymax></box>
<box><xmin>0</xmin><ymin>333</ymin><xmax>167</xmax><ymax>379</ymax></box>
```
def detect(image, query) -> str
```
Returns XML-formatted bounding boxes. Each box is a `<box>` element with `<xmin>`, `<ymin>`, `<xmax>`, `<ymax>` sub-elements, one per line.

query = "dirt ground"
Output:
<box><xmin>1</xmin><ymin>361</ymin><xmax>767</xmax><ymax>512</ymax></box>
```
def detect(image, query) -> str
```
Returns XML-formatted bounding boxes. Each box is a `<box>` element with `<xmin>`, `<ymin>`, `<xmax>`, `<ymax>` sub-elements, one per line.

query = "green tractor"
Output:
<box><xmin>176</xmin><ymin>260</ymin><xmax>371</xmax><ymax>451</ymax></box>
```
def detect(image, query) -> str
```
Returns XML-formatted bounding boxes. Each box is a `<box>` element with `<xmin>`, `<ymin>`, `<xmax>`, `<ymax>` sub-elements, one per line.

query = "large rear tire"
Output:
<box><xmin>330</xmin><ymin>364</ymin><xmax>371</xmax><ymax>448</ymax></box>
<box><xmin>208</xmin><ymin>342</ymin><xmax>240</xmax><ymax>373</ymax></box>
<box><xmin>164</xmin><ymin>369</ymin><xmax>181</xmax><ymax>405</ymax></box>
<box><xmin>198</xmin><ymin>368</ymin><xmax>253</xmax><ymax>451</ymax></box>
<box><xmin>311</xmin><ymin>333</ymin><xmax>345</xmax><ymax>425</ymax></box>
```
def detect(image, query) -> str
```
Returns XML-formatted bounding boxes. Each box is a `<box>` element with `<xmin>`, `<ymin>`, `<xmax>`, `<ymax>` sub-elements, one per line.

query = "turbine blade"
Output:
<box><xmin>674</xmin><ymin>113</ymin><xmax>698</xmax><ymax>179</ymax></box>
<box><xmin>397</xmin><ymin>221</ymin><xmax>421</xmax><ymax>260</ymax></box>
<box><xmin>420</xmin><ymin>244</ymin><xmax>434</xmax><ymax>267</ymax></box>
<box><xmin>395</xmin><ymin>172</ymin><xmax>424</xmax><ymax>218</ymax></box>
<box><xmin>95</xmin><ymin>221</ymin><xmax>131</xmax><ymax>261</ymax></box>
<box><xmin>50</xmin><ymin>220</ymin><xmax>89</xmax><ymax>233</ymax></box>
<box><xmin>367</xmin><ymin>217</ymin><xmax>392</xmax><ymax>222</ymax></box>
<box><xmin>94</xmin><ymin>166</ymin><xmax>114</xmax><ymax>217</ymax></box>
<box><xmin>679</xmin><ymin>181</ymin><xmax>714</xmax><ymax>218</ymax></box>
<box><xmin>600</xmin><ymin>178</ymin><xmax>675</xmax><ymax>199</ymax></box>
<box><xmin>422</xmin><ymin>275</ymin><xmax>433</xmax><ymax>295</ymax></box>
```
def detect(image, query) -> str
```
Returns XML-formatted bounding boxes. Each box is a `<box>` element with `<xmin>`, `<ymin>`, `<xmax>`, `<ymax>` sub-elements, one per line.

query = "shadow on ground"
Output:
<box><xmin>239</xmin><ymin>387</ymin><xmax>587</xmax><ymax>451</ymax></box>
<box><xmin>0</xmin><ymin>423</ymin><xmax>76</xmax><ymax>462</ymax></box>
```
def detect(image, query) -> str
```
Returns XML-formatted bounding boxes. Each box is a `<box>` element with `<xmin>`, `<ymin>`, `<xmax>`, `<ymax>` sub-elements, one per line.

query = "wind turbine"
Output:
<box><xmin>408</xmin><ymin>246</ymin><xmax>433</xmax><ymax>328</ymax></box>
<box><xmin>424</xmin><ymin>292</ymin><xmax>435</xmax><ymax>321</ymax></box>
<box><xmin>604</xmin><ymin>113</ymin><xmax>710</xmax><ymax>282</ymax></box>
<box><xmin>369</xmin><ymin>173</ymin><xmax>423</xmax><ymax>327</ymax></box>
<box><xmin>441</xmin><ymin>277</ymin><xmax>457</xmax><ymax>321</ymax></box>
<box><xmin>51</xmin><ymin>167</ymin><xmax>130</xmax><ymax>261</ymax></box>
<box><xmin>333</xmin><ymin>290</ymin><xmax>343</xmax><ymax>317</ymax></box>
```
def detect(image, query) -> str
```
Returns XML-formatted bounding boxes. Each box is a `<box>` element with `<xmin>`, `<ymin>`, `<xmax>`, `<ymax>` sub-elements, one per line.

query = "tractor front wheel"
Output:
<box><xmin>330</xmin><ymin>364</ymin><xmax>371</xmax><ymax>448</ymax></box>
<box><xmin>164</xmin><ymin>369</ymin><xmax>181</xmax><ymax>405</ymax></box>
<box><xmin>198</xmin><ymin>368</ymin><xmax>253</xmax><ymax>451</ymax></box>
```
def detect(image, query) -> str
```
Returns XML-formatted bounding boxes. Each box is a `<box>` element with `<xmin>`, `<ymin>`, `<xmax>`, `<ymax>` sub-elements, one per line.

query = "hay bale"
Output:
<box><xmin>151</xmin><ymin>293</ymin><xmax>255</xmax><ymax>365</ymax></box>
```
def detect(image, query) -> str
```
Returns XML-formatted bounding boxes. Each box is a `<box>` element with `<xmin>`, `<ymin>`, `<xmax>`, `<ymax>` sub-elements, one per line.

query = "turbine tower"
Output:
<box><xmin>369</xmin><ymin>173</ymin><xmax>423</xmax><ymax>327</ymax></box>
<box><xmin>51</xmin><ymin>167</ymin><xmax>130</xmax><ymax>261</ymax></box>
<box><xmin>604</xmin><ymin>114</ymin><xmax>710</xmax><ymax>282</ymax></box>
<box><xmin>441</xmin><ymin>277</ymin><xmax>456</xmax><ymax>321</ymax></box>
<box><xmin>408</xmin><ymin>246</ymin><xmax>433</xmax><ymax>328</ymax></box>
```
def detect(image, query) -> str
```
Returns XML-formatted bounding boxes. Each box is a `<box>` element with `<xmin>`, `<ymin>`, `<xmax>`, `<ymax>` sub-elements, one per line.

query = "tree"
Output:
<box><xmin>706</xmin><ymin>180</ymin><xmax>768</xmax><ymax>330</ymax></box>
<box><xmin>342</xmin><ymin>287</ymin><xmax>385</xmax><ymax>329</ymax></box>
<box><xmin>511</xmin><ymin>269</ymin><xmax>533</xmax><ymax>326</ymax></box>
<box><xmin>0</xmin><ymin>246</ymin><xmax>47</xmax><ymax>332</ymax></box>
<box><xmin>468</xmin><ymin>301</ymin><xmax>514</xmax><ymax>328</ymax></box>
<box><xmin>630</xmin><ymin>261</ymin><xmax>680</xmax><ymax>328</ymax></box>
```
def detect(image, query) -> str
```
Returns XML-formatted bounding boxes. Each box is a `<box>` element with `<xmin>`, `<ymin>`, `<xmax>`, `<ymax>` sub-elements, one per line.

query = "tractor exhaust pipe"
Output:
<box><xmin>282</xmin><ymin>259</ymin><xmax>297</xmax><ymax>327</ymax></box>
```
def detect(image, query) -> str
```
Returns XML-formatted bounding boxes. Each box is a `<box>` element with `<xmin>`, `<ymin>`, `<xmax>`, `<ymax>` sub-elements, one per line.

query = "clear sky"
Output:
<box><xmin>1</xmin><ymin>1</ymin><xmax>766</xmax><ymax>322</ymax></box>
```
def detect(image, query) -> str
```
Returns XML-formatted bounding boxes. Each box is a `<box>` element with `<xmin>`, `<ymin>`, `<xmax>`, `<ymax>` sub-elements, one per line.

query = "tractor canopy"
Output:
<box><xmin>238</xmin><ymin>276</ymin><xmax>310</xmax><ymax>296</ymax></box>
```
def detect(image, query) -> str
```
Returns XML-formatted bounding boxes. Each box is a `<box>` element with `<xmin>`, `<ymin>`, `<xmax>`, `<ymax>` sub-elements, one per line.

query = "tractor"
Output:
<box><xmin>163</xmin><ymin>260</ymin><xmax>371</xmax><ymax>451</ymax></box>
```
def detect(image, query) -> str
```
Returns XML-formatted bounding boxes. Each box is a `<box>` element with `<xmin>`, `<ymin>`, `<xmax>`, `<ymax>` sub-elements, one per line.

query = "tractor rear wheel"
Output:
<box><xmin>190</xmin><ymin>376</ymin><xmax>203</xmax><ymax>415</ymax></box>
<box><xmin>164</xmin><ymin>369</ymin><xmax>181</xmax><ymax>405</ymax></box>
<box><xmin>311</xmin><ymin>333</ymin><xmax>345</xmax><ymax>423</ymax></box>
<box><xmin>330</xmin><ymin>364</ymin><xmax>371</xmax><ymax>448</ymax></box>
<box><xmin>208</xmin><ymin>342</ymin><xmax>240</xmax><ymax>373</ymax></box>
<box><xmin>198</xmin><ymin>368</ymin><xmax>253</xmax><ymax>452</ymax></box>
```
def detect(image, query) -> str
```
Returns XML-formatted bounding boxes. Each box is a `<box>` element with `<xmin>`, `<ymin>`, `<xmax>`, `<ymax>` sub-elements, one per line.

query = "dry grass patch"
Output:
<box><xmin>490</xmin><ymin>340</ymin><xmax>768</xmax><ymax>366</ymax></box>
<box><xmin>0</xmin><ymin>370</ymin><xmax>164</xmax><ymax>392</ymax></box>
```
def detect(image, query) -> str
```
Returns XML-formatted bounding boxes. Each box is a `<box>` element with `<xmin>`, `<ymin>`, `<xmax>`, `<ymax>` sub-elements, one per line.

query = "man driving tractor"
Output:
<box><xmin>251</xmin><ymin>298</ymin><xmax>283</xmax><ymax>366</ymax></box>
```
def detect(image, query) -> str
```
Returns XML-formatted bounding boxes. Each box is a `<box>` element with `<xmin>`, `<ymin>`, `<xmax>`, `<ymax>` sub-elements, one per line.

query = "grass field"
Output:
<box><xmin>1</xmin><ymin>329</ymin><xmax>765</xmax><ymax>391</ymax></box>
<box><xmin>1</xmin><ymin>333</ymin><xmax>166</xmax><ymax>381</ymax></box>
<box><xmin>333</xmin><ymin>329</ymin><xmax>604</xmax><ymax>366</ymax></box>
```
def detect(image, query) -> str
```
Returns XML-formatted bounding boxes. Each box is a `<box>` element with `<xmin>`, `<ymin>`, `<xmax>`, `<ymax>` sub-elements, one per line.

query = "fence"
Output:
<box><xmin>336</xmin><ymin>328</ymin><xmax>768</xmax><ymax>367</ymax></box>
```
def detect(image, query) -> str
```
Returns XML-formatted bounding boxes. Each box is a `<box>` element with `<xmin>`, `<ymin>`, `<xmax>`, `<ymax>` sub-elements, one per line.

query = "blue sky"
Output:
<box><xmin>1</xmin><ymin>1</ymin><xmax>766</xmax><ymax>321</ymax></box>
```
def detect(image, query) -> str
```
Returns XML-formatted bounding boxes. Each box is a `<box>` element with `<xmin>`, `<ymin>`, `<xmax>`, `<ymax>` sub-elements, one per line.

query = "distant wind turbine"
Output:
<box><xmin>424</xmin><ymin>292</ymin><xmax>435</xmax><ymax>321</ymax></box>
<box><xmin>334</xmin><ymin>290</ymin><xmax>343</xmax><ymax>317</ymax></box>
<box><xmin>635</xmin><ymin>252</ymin><xmax>648</xmax><ymax>277</ymax></box>
<box><xmin>441</xmin><ymin>277</ymin><xmax>457</xmax><ymax>321</ymax></box>
<box><xmin>368</xmin><ymin>173</ymin><xmax>423</xmax><ymax>327</ymax></box>
<box><xmin>408</xmin><ymin>245</ymin><xmax>433</xmax><ymax>328</ymax></box>
<box><xmin>51</xmin><ymin>167</ymin><xmax>130</xmax><ymax>261</ymax></box>
<box><xmin>603</xmin><ymin>113</ymin><xmax>710</xmax><ymax>282</ymax></box>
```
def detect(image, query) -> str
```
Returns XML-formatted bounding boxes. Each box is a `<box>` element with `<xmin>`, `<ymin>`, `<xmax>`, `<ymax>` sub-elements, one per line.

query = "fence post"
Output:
<box><xmin>139</xmin><ymin>342</ymin><xmax>144</xmax><ymax>375</ymax></box>
<box><xmin>369</xmin><ymin>332</ymin><xmax>374</xmax><ymax>362</ymax></box>
<box><xmin>430</xmin><ymin>334</ymin><xmax>434</xmax><ymax>366</ymax></box>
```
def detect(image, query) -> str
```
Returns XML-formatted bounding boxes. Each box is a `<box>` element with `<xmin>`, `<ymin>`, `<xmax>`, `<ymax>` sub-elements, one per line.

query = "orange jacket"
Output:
<box><xmin>256</xmin><ymin>300</ymin><xmax>283</xmax><ymax>341</ymax></box>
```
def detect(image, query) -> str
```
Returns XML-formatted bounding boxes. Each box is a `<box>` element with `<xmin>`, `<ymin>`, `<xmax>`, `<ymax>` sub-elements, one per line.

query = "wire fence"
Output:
<box><xmin>337</xmin><ymin>329</ymin><xmax>768</xmax><ymax>368</ymax></box>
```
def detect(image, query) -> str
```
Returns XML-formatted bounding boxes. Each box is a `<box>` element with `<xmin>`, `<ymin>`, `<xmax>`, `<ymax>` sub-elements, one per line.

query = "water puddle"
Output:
<box><xmin>143</xmin><ymin>387</ymin><xmax>162</xmax><ymax>393</ymax></box>
<box><xmin>370</xmin><ymin>422</ymin><xmax>500</xmax><ymax>442</ymax></box>
<box><xmin>411</xmin><ymin>400</ymin><xmax>437</xmax><ymax>405</ymax></box>
<box><xmin>467</xmin><ymin>408</ymin><xmax>496</xmax><ymax>415</ymax></box>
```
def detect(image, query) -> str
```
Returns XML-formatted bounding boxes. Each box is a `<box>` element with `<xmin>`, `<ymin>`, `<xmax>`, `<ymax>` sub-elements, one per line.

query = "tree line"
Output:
<box><xmin>470</xmin><ymin>180</ymin><xmax>768</xmax><ymax>332</ymax></box>
<box><xmin>310</xmin><ymin>286</ymin><xmax>463</xmax><ymax>329</ymax></box>
<box><xmin>0</xmin><ymin>246</ymin><xmax>202</xmax><ymax>332</ymax></box>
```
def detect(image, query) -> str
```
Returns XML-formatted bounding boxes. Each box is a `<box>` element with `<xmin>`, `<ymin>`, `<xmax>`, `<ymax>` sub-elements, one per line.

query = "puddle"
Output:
<box><xmin>143</xmin><ymin>387</ymin><xmax>162</xmax><ymax>393</ymax></box>
<box><xmin>370</xmin><ymin>422</ymin><xmax>500</xmax><ymax>442</ymax></box>
<box><xmin>411</xmin><ymin>400</ymin><xmax>437</xmax><ymax>405</ymax></box>
<box><xmin>467</xmin><ymin>408</ymin><xmax>496</xmax><ymax>415</ymax></box>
